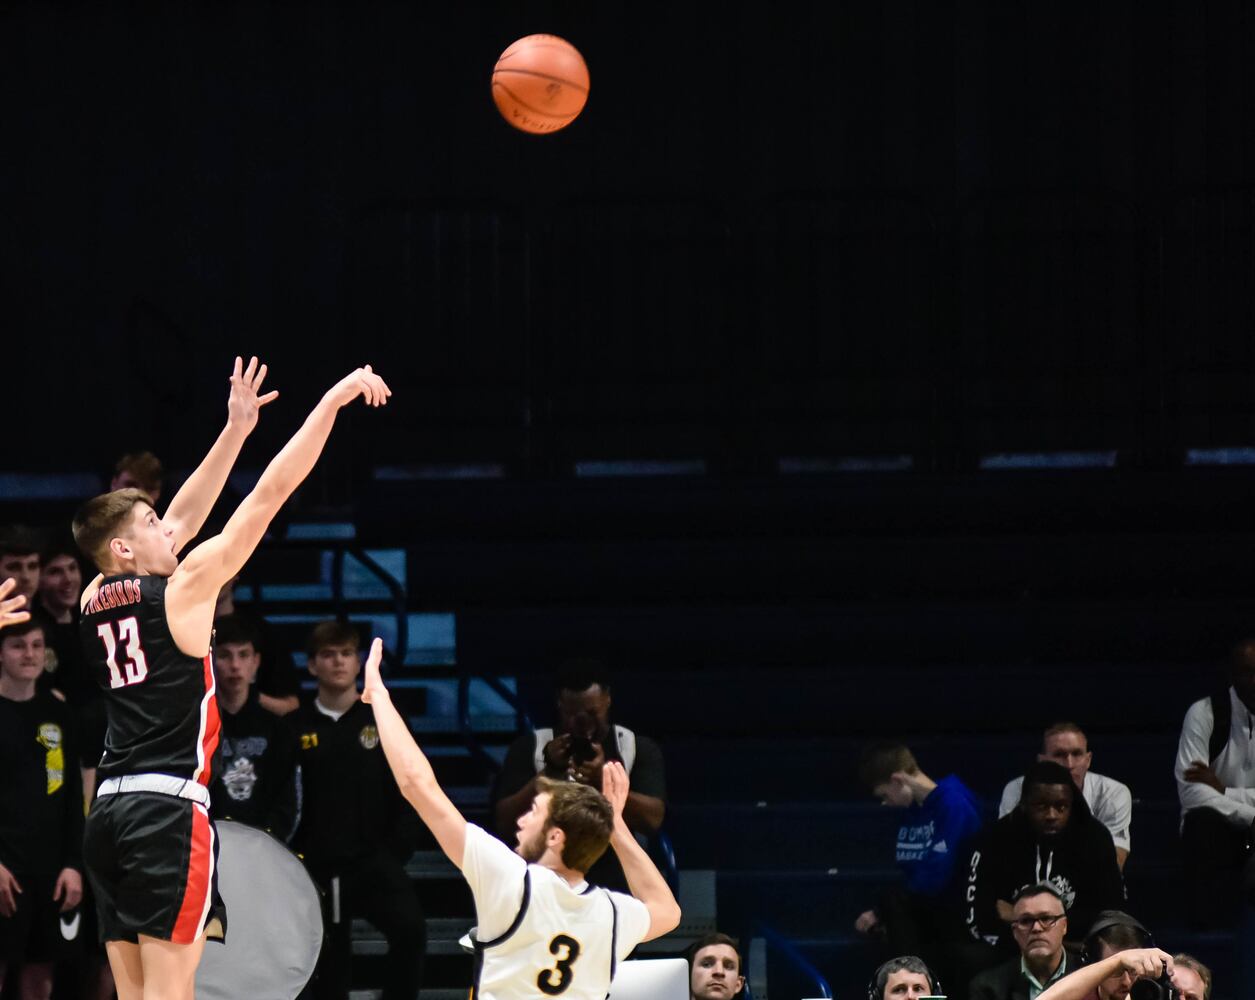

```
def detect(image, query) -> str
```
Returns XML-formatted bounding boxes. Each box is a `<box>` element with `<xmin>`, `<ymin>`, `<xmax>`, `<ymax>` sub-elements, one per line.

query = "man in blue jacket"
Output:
<box><xmin>855</xmin><ymin>742</ymin><xmax>984</xmax><ymax>989</ymax></box>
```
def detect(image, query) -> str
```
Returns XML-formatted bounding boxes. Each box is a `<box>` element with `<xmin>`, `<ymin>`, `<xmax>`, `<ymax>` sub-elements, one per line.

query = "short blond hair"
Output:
<box><xmin>73</xmin><ymin>489</ymin><xmax>152</xmax><ymax>569</ymax></box>
<box><xmin>536</xmin><ymin>778</ymin><xmax>614</xmax><ymax>874</ymax></box>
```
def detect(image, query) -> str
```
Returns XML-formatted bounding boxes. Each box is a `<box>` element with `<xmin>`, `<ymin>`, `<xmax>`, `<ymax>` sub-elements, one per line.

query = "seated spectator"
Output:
<box><xmin>688</xmin><ymin>932</ymin><xmax>745</xmax><ymax>1000</ymax></box>
<box><xmin>292</xmin><ymin>620</ymin><xmax>424</xmax><ymax>1000</ymax></box>
<box><xmin>855</xmin><ymin>742</ymin><xmax>983</xmax><ymax>988</ymax></box>
<box><xmin>213</xmin><ymin>575</ymin><xmax>299</xmax><ymax>715</ymax></box>
<box><xmin>1000</xmin><ymin>723</ymin><xmax>1133</xmax><ymax>869</ymax></box>
<box><xmin>1176</xmin><ymin>637</ymin><xmax>1255</xmax><ymax>927</ymax></box>
<box><xmin>210</xmin><ymin>615</ymin><xmax>302</xmax><ymax>842</ymax></box>
<box><xmin>491</xmin><ymin>661</ymin><xmax>666</xmax><ymax>890</ymax></box>
<box><xmin>1171</xmin><ymin>954</ymin><xmax>1211</xmax><ymax>1000</ymax></box>
<box><xmin>108</xmin><ymin>450</ymin><xmax>163</xmax><ymax>505</ymax></box>
<box><xmin>0</xmin><ymin>617</ymin><xmax>84</xmax><ymax>999</ymax></box>
<box><xmin>0</xmin><ymin>529</ymin><xmax>41</xmax><ymax>610</ymax></box>
<box><xmin>1036</xmin><ymin>912</ymin><xmax>1168</xmax><ymax>1000</ymax></box>
<box><xmin>869</xmin><ymin>955</ymin><xmax>941</xmax><ymax>999</ymax></box>
<box><xmin>968</xmin><ymin>762</ymin><xmax>1124</xmax><ymax>952</ymax></box>
<box><xmin>969</xmin><ymin>882</ymin><xmax>1079</xmax><ymax>1000</ymax></box>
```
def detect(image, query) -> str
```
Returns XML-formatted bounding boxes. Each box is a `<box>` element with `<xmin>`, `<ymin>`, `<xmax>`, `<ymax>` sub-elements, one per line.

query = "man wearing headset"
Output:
<box><xmin>869</xmin><ymin>955</ymin><xmax>942</xmax><ymax>999</ymax></box>
<box><xmin>1034</xmin><ymin>912</ymin><xmax>1208</xmax><ymax>1000</ymax></box>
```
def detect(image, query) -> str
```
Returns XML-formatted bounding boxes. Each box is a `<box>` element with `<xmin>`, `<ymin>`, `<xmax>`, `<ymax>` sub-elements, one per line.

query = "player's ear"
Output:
<box><xmin>109</xmin><ymin>536</ymin><xmax>132</xmax><ymax>562</ymax></box>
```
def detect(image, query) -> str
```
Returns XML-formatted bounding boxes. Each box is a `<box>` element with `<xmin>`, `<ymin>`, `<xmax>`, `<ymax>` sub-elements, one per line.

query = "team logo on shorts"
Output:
<box><xmin>359</xmin><ymin>725</ymin><xmax>380</xmax><ymax>750</ymax></box>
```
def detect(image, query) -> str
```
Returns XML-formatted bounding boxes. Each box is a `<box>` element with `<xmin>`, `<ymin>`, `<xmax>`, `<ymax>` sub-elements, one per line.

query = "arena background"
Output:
<box><xmin>5</xmin><ymin>2</ymin><xmax>1255</xmax><ymax>998</ymax></box>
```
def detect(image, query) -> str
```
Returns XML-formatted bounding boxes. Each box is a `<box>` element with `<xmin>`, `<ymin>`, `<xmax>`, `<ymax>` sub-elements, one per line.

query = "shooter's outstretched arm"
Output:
<box><xmin>171</xmin><ymin>365</ymin><xmax>389</xmax><ymax>603</ymax></box>
<box><xmin>361</xmin><ymin>638</ymin><xmax>468</xmax><ymax>868</ymax></box>
<box><xmin>164</xmin><ymin>356</ymin><xmax>278</xmax><ymax>553</ymax></box>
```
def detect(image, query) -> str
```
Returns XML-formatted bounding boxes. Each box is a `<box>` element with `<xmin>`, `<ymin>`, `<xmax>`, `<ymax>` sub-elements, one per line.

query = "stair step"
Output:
<box><xmin>352</xmin><ymin>917</ymin><xmax>471</xmax><ymax>956</ymax></box>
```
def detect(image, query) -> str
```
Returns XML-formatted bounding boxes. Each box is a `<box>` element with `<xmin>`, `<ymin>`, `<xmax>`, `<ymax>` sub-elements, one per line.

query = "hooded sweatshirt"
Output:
<box><xmin>896</xmin><ymin>774</ymin><xmax>984</xmax><ymax>897</ymax></box>
<box><xmin>966</xmin><ymin>762</ymin><xmax>1125</xmax><ymax>947</ymax></box>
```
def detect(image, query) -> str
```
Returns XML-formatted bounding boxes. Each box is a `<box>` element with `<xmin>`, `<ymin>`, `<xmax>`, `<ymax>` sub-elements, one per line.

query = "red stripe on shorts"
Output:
<box><xmin>171</xmin><ymin>804</ymin><xmax>212</xmax><ymax>943</ymax></box>
<box><xmin>198</xmin><ymin>653</ymin><xmax>221</xmax><ymax>785</ymax></box>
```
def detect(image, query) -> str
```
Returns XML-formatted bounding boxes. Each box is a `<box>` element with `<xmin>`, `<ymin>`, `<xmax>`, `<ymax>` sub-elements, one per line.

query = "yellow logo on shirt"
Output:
<box><xmin>359</xmin><ymin>725</ymin><xmax>379</xmax><ymax>750</ymax></box>
<box><xmin>37</xmin><ymin>723</ymin><xmax>64</xmax><ymax>795</ymax></box>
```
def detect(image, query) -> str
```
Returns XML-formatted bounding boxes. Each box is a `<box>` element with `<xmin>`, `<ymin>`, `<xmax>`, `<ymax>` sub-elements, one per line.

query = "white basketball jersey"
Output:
<box><xmin>462</xmin><ymin>825</ymin><xmax>651</xmax><ymax>1000</ymax></box>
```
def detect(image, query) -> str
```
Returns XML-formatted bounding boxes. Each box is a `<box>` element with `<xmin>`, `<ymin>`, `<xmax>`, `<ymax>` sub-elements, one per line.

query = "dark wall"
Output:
<box><xmin>5</xmin><ymin>2</ymin><xmax>1255</xmax><ymax>479</ymax></box>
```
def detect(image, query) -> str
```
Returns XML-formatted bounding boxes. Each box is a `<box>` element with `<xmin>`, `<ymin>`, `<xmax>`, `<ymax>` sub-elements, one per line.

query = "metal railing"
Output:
<box><xmin>744</xmin><ymin>922</ymin><xmax>832</xmax><ymax>1000</ymax></box>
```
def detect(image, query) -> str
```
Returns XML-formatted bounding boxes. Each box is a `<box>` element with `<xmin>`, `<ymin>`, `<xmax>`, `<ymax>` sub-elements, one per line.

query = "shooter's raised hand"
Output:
<box><xmin>327</xmin><ymin>365</ymin><xmax>392</xmax><ymax>409</ymax></box>
<box><xmin>0</xmin><ymin>578</ymin><xmax>30</xmax><ymax>632</ymax></box>
<box><xmin>361</xmin><ymin>636</ymin><xmax>388</xmax><ymax>706</ymax></box>
<box><xmin>226</xmin><ymin>355</ymin><xmax>279</xmax><ymax>433</ymax></box>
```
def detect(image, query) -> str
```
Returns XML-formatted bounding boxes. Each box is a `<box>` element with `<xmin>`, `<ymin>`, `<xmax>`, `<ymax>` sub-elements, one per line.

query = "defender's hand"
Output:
<box><xmin>53</xmin><ymin>868</ymin><xmax>82</xmax><ymax>912</ymax></box>
<box><xmin>0</xmin><ymin>862</ymin><xmax>23</xmax><ymax>918</ymax></box>
<box><xmin>0</xmin><ymin>578</ymin><xmax>30</xmax><ymax>632</ymax></box>
<box><xmin>227</xmin><ymin>355</ymin><xmax>279</xmax><ymax>433</ymax></box>
<box><xmin>361</xmin><ymin>637</ymin><xmax>388</xmax><ymax>705</ymax></box>
<box><xmin>601</xmin><ymin>761</ymin><xmax>630</xmax><ymax>821</ymax></box>
<box><xmin>327</xmin><ymin>365</ymin><xmax>392</xmax><ymax>409</ymax></box>
<box><xmin>1184</xmin><ymin>761</ymin><xmax>1225</xmax><ymax>794</ymax></box>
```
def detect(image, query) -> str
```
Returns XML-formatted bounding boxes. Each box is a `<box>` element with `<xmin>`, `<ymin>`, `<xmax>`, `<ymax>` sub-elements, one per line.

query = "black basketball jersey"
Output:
<box><xmin>79</xmin><ymin>574</ymin><xmax>221</xmax><ymax>786</ymax></box>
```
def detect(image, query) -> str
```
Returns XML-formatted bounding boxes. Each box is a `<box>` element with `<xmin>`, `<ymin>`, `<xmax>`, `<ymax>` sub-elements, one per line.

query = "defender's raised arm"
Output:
<box><xmin>361</xmin><ymin>637</ymin><xmax>468</xmax><ymax>867</ymax></box>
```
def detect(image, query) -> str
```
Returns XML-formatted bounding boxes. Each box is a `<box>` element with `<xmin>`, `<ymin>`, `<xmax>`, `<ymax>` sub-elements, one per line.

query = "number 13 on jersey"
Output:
<box><xmin>96</xmin><ymin>616</ymin><xmax>149</xmax><ymax>688</ymax></box>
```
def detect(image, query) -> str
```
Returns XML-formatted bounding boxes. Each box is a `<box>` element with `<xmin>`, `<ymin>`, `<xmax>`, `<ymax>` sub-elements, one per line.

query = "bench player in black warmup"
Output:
<box><xmin>73</xmin><ymin>358</ymin><xmax>391</xmax><ymax>1000</ymax></box>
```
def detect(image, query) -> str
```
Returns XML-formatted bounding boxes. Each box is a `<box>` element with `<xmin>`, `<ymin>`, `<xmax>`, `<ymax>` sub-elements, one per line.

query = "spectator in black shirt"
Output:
<box><xmin>209</xmin><ymin>615</ymin><xmax>302</xmax><ymax>842</ymax></box>
<box><xmin>0</xmin><ymin>616</ymin><xmax>84</xmax><ymax>998</ymax></box>
<box><xmin>491</xmin><ymin>661</ymin><xmax>667</xmax><ymax>890</ymax></box>
<box><xmin>34</xmin><ymin>536</ymin><xmax>107</xmax><ymax>800</ymax></box>
<box><xmin>967</xmin><ymin>762</ymin><xmax>1125</xmax><ymax>953</ymax></box>
<box><xmin>213</xmin><ymin>575</ymin><xmax>299</xmax><ymax>716</ymax></box>
<box><xmin>292</xmin><ymin>620</ymin><xmax>424</xmax><ymax>1000</ymax></box>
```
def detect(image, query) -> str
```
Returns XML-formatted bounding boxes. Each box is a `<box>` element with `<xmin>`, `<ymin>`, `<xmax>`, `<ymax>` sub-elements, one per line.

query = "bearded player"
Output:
<box><xmin>361</xmin><ymin>637</ymin><xmax>681</xmax><ymax>1000</ymax></box>
<box><xmin>73</xmin><ymin>358</ymin><xmax>390</xmax><ymax>1000</ymax></box>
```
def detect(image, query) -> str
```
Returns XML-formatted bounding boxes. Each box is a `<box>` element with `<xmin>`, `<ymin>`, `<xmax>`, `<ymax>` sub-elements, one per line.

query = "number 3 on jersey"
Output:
<box><xmin>96</xmin><ymin>616</ymin><xmax>149</xmax><ymax>688</ymax></box>
<box><xmin>537</xmin><ymin>934</ymin><xmax>581</xmax><ymax>996</ymax></box>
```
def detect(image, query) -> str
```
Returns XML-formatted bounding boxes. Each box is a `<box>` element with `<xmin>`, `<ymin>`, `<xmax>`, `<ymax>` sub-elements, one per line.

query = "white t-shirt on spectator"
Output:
<box><xmin>999</xmin><ymin>771</ymin><xmax>1133</xmax><ymax>853</ymax></box>
<box><xmin>1176</xmin><ymin>688</ymin><xmax>1255</xmax><ymax>830</ymax></box>
<box><xmin>461</xmin><ymin>823</ymin><xmax>652</xmax><ymax>1000</ymax></box>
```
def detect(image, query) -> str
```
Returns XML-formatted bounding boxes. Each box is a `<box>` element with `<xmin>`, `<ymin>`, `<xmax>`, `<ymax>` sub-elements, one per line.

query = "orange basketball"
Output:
<box><xmin>492</xmin><ymin>34</ymin><xmax>590</xmax><ymax>135</ymax></box>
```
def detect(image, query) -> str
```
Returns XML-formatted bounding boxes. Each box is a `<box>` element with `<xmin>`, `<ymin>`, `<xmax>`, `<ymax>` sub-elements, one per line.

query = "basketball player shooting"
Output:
<box><xmin>360</xmin><ymin>637</ymin><xmax>681</xmax><ymax>1000</ymax></box>
<box><xmin>72</xmin><ymin>358</ymin><xmax>390</xmax><ymax>1000</ymax></box>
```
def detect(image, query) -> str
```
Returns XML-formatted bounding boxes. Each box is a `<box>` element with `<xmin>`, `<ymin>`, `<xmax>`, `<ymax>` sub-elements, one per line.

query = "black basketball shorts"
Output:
<box><xmin>83</xmin><ymin>792</ymin><xmax>227</xmax><ymax>945</ymax></box>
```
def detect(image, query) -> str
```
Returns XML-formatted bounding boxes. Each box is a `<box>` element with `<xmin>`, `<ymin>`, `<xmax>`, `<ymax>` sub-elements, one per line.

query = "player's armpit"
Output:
<box><xmin>170</xmin><ymin>489</ymin><xmax>278</xmax><ymax>606</ymax></box>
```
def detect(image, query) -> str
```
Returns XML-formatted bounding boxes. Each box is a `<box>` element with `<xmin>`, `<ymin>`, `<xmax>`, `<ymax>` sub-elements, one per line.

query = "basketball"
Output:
<box><xmin>492</xmin><ymin>34</ymin><xmax>590</xmax><ymax>135</ymax></box>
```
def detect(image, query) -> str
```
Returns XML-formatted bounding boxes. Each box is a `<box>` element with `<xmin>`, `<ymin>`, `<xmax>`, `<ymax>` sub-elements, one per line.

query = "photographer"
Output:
<box><xmin>1037</xmin><ymin>913</ymin><xmax>1207</xmax><ymax>1000</ymax></box>
<box><xmin>491</xmin><ymin>662</ymin><xmax>666</xmax><ymax>889</ymax></box>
